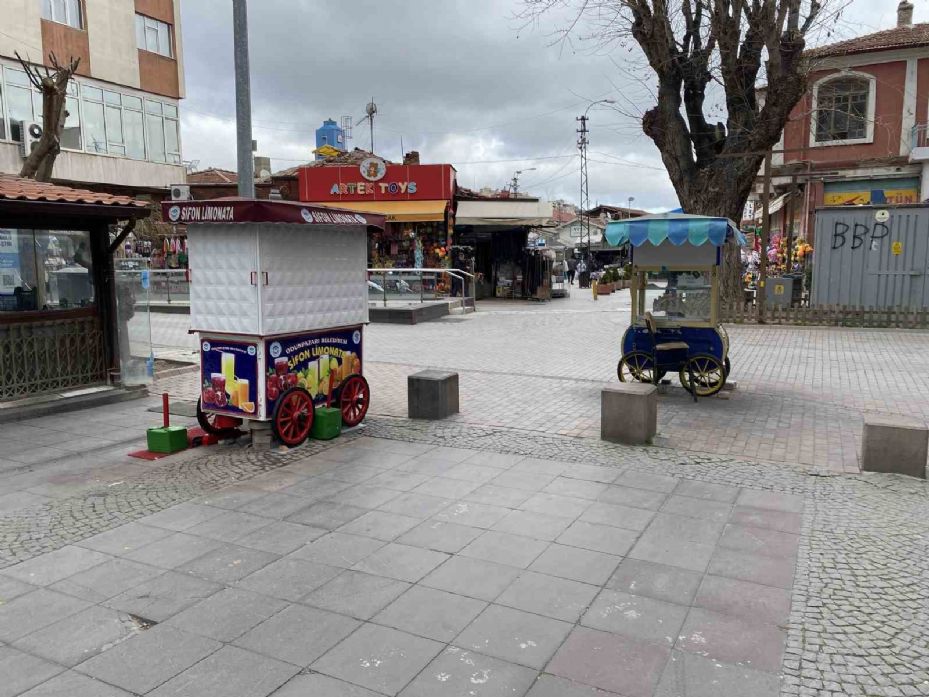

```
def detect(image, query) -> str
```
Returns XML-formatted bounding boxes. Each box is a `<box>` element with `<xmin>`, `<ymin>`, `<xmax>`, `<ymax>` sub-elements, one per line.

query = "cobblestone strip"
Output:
<box><xmin>782</xmin><ymin>474</ymin><xmax>929</xmax><ymax>697</ymax></box>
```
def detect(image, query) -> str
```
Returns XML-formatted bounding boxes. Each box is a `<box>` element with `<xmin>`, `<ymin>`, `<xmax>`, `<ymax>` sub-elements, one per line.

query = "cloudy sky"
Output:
<box><xmin>178</xmin><ymin>0</ymin><xmax>925</xmax><ymax>210</ymax></box>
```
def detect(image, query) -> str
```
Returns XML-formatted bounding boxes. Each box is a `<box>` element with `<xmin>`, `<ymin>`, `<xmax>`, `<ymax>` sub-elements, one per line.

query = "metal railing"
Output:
<box><xmin>911</xmin><ymin>124</ymin><xmax>929</xmax><ymax>151</ymax></box>
<box><xmin>367</xmin><ymin>268</ymin><xmax>476</xmax><ymax>308</ymax></box>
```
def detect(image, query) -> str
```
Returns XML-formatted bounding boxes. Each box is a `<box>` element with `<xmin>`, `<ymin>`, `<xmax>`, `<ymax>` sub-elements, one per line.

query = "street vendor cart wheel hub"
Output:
<box><xmin>338</xmin><ymin>374</ymin><xmax>370</xmax><ymax>428</ymax></box>
<box><xmin>617</xmin><ymin>351</ymin><xmax>659</xmax><ymax>384</ymax></box>
<box><xmin>196</xmin><ymin>398</ymin><xmax>243</xmax><ymax>439</ymax></box>
<box><xmin>272</xmin><ymin>387</ymin><xmax>315</xmax><ymax>446</ymax></box>
<box><xmin>680</xmin><ymin>354</ymin><xmax>726</xmax><ymax>397</ymax></box>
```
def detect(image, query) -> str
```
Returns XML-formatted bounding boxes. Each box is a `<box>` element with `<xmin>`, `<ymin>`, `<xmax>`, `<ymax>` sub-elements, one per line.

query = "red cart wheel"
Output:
<box><xmin>196</xmin><ymin>397</ymin><xmax>243</xmax><ymax>438</ymax></box>
<box><xmin>272</xmin><ymin>387</ymin><xmax>315</xmax><ymax>446</ymax></box>
<box><xmin>338</xmin><ymin>374</ymin><xmax>370</xmax><ymax>428</ymax></box>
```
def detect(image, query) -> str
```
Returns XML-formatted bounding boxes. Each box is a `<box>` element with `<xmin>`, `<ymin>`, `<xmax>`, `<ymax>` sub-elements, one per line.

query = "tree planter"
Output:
<box><xmin>597</xmin><ymin>283</ymin><xmax>613</xmax><ymax>295</ymax></box>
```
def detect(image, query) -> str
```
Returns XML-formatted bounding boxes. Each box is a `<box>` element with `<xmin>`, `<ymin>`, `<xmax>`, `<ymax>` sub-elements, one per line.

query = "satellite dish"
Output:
<box><xmin>259</xmin><ymin>169</ymin><xmax>271</xmax><ymax>180</ymax></box>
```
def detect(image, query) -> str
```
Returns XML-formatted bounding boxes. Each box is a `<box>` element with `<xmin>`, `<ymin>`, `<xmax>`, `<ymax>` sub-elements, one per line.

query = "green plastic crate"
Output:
<box><xmin>147</xmin><ymin>426</ymin><xmax>188</xmax><ymax>453</ymax></box>
<box><xmin>311</xmin><ymin>407</ymin><xmax>342</xmax><ymax>441</ymax></box>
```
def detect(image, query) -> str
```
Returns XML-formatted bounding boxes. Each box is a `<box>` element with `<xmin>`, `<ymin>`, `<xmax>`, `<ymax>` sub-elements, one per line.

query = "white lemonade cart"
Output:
<box><xmin>162</xmin><ymin>198</ymin><xmax>385</xmax><ymax>446</ymax></box>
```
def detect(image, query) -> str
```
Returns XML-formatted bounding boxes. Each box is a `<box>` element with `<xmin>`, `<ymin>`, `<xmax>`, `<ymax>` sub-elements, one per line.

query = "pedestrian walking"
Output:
<box><xmin>566</xmin><ymin>257</ymin><xmax>577</xmax><ymax>285</ymax></box>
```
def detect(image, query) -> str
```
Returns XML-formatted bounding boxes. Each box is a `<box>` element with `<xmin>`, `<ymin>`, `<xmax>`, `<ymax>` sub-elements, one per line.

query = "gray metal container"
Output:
<box><xmin>766</xmin><ymin>276</ymin><xmax>794</xmax><ymax>307</ymax></box>
<box><xmin>811</xmin><ymin>205</ymin><xmax>929</xmax><ymax>308</ymax></box>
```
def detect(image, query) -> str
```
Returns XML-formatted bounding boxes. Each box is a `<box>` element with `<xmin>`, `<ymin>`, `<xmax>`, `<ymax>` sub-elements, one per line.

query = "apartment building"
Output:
<box><xmin>0</xmin><ymin>0</ymin><xmax>185</xmax><ymax>191</ymax></box>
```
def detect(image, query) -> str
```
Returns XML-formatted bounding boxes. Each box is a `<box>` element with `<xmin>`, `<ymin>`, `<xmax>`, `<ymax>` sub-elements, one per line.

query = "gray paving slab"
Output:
<box><xmin>0</xmin><ymin>574</ymin><xmax>36</xmax><ymax>602</ymax></box>
<box><xmin>186</xmin><ymin>510</ymin><xmax>277</xmax><ymax>542</ymax></box>
<box><xmin>443</xmin><ymin>462</ymin><xmax>504</xmax><ymax>483</ymax></box>
<box><xmin>491</xmin><ymin>509</ymin><xmax>574</xmax><ymax>542</ymax></box>
<box><xmin>372</xmin><ymin>585</ymin><xmax>486</xmax><ymax>642</ymax></box>
<box><xmin>627</xmin><ymin>532</ymin><xmax>716</xmax><ymax>573</ymax></box>
<box><xmin>329</xmin><ymin>483</ymin><xmax>401</xmax><ymax>509</ymax></box>
<box><xmin>234</xmin><ymin>603</ymin><xmax>360</xmax><ymax>667</ymax></box>
<box><xmin>312</xmin><ymin>623</ymin><xmax>444</xmax><ymax>695</ymax></box>
<box><xmin>547</xmin><ymin>626</ymin><xmax>670</xmax><ymax>697</ymax></box>
<box><xmin>270</xmin><ymin>673</ymin><xmax>383</xmax><ymax>697</ymax></box>
<box><xmin>0</xmin><ymin>588</ymin><xmax>91</xmax><ymax>641</ymax></box>
<box><xmin>125</xmin><ymin>532</ymin><xmax>223</xmax><ymax>569</ymax></box>
<box><xmin>411</xmin><ymin>476</ymin><xmax>481</xmax><ymax>499</ymax></box>
<box><xmin>148</xmin><ymin>645</ymin><xmax>299</xmax><ymax>697</ymax></box>
<box><xmin>286</xmin><ymin>501</ymin><xmax>369</xmax><ymax>529</ymax></box>
<box><xmin>542</xmin><ymin>476</ymin><xmax>608</xmax><ymax>501</ymax></box>
<box><xmin>303</xmin><ymin>570</ymin><xmax>410</xmax><ymax>620</ymax></box>
<box><xmin>455</xmin><ymin>604</ymin><xmax>573</xmax><ymax>670</ymax></box>
<box><xmin>705</xmin><ymin>546</ymin><xmax>796</xmax><ymax>590</ymax></box>
<box><xmin>0</xmin><ymin>645</ymin><xmax>64</xmax><ymax>697</ymax></box>
<box><xmin>490</xmin><ymin>470</ymin><xmax>557</xmax><ymax>492</ymax></box>
<box><xmin>525</xmin><ymin>674</ymin><xmax>622</xmax><ymax>697</ymax></box>
<box><xmin>164</xmin><ymin>588</ymin><xmax>287</xmax><ymax>642</ymax></box>
<box><xmin>76</xmin><ymin>522</ymin><xmax>173</xmax><ymax>556</ymax></box>
<box><xmin>718</xmin><ymin>523</ymin><xmax>800</xmax><ymax>559</ymax></box>
<box><xmin>676</xmin><ymin>607</ymin><xmax>786</xmax><ymax>673</ymax></box>
<box><xmin>352</xmin><ymin>542</ymin><xmax>450</xmax><ymax>582</ymax></box>
<box><xmin>460</xmin><ymin>530</ymin><xmax>549</xmax><ymax>568</ymax></box>
<box><xmin>104</xmin><ymin>570</ymin><xmax>221</xmax><ymax>622</ymax></box>
<box><xmin>654</xmin><ymin>650</ymin><xmax>782</xmax><ymax>697</ymax></box>
<box><xmin>464</xmin><ymin>483</ymin><xmax>533</xmax><ymax>508</ymax></box>
<box><xmin>396</xmin><ymin>519</ymin><xmax>484</xmax><ymax>553</ymax></box>
<box><xmin>178</xmin><ymin>543</ymin><xmax>279</xmax><ymax>584</ymax></box>
<box><xmin>237</xmin><ymin>556</ymin><xmax>340</xmax><ymax>601</ymax></box>
<box><xmin>338</xmin><ymin>510</ymin><xmax>423</xmax><ymax>541</ymax></box>
<box><xmin>76</xmin><ymin>624</ymin><xmax>221</xmax><ymax>694</ymax></box>
<box><xmin>693</xmin><ymin>574</ymin><xmax>792</xmax><ymax>625</ymax></box>
<box><xmin>18</xmin><ymin>671</ymin><xmax>134</xmax><ymax>697</ymax></box>
<box><xmin>366</xmin><ymin>470</ymin><xmax>433</xmax><ymax>492</ymax></box>
<box><xmin>529</xmin><ymin>544</ymin><xmax>621</xmax><ymax>586</ymax></box>
<box><xmin>614</xmin><ymin>470</ymin><xmax>679</xmax><ymax>494</ymax></box>
<box><xmin>142</xmin><ymin>503</ymin><xmax>227</xmax><ymax>531</ymax></box>
<box><xmin>13</xmin><ymin>605</ymin><xmax>140</xmax><ymax>667</ymax></box>
<box><xmin>729</xmin><ymin>505</ymin><xmax>803</xmax><ymax>534</ymax></box>
<box><xmin>380</xmin><ymin>492</ymin><xmax>455</xmax><ymax>518</ymax></box>
<box><xmin>236</xmin><ymin>520</ymin><xmax>328</xmax><ymax>555</ymax></box>
<box><xmin>399</xmin><ymin>645</ymin><xmax>537</xmax><ymax>697</ymax></box>
<box><xmin>735</xmin><ymin>489</ymin><xmax>804</xmax><ymax>513</ymax></box>
<box><xmin>581</xmin><ymin>588</ymin><xmax>688</xmax><ymax>647</ymax></box>
<box><xmin>606</xmin><ymin>558</ymin><xmax>703</xmax><ymax>606</ymax></box>
<box><xmin>556</xmin><ymin>521</ymin><xmax>638</xmax><ymax>556</ymax></box>
<box><xmin>597</xmin><ymin>485</ymin><xmax>667</xmax><ymax>511</ymax></box>
<box><xmin>672</xmin><ymin>480</ymin><xmax>740</xmax><ymax>503</ymax></box>
<box><xmin>421</xmin><ymin>556</ymin><xmax>522</xmax><ymax>602</ymax></box>
<box><xmin>435</xmin><ymin>500</ymin><xmax>511</xmax><ymax>528</ymax></box>
<box><xmin>291</xmin><ymin>531</ymin><xmax>385</xmax><ymax>568</ymax></box>
<box><xmin>659</xmin><ymin>495</ymin><xmax>732</xmax><ymax>523</ymax></box>
<box><xmin>2</xmin><ymin>545</ymin><xmax>110</xmax><ymax>586</ymax></box>
<box><xmin>578</xmin><ymin>502</ymin><xmax>655</xmax><ymax>531</ymax></box>
<box><xmin>496</xmin><ymin>570</ymin><xmax>599</xmax><ymax>623</ymax></box>
<box><xmin>49</xmin><ymin>558</ymin><xmax>162</xmax><ymax>603</ymax></box>
<box><xmin>520</xmin><ymin>492</ymin><xmax>592</xmax><ymax>519</ymax></box>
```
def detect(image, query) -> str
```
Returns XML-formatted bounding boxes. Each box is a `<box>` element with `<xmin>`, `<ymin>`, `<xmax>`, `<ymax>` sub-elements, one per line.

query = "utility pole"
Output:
<box><xmin>510</xmin><ymin>168</ymin><xmax>536</xmax><ymax>198</ymax></box>
<box><xmin>577</xmin><ymin>114</ymin><xmax>590</xmax><ymax>272</ymax></box>
<box><xmin>233</xmin><ymin>0</ymin><xmax>254</xmax><ymax>198</ymax></box>
<box><xmin>757</xmin><ymin>150</ymin><xmax>773</xmax><ymax>323</ymax></box>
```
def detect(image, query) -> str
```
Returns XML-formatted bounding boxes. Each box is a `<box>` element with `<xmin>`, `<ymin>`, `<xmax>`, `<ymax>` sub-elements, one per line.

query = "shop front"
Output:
<box><xmin>0</xmin><ymin>175</ymin><xmax>150</xmax><ymax>404</ymax></box>
<box><xmin>297</xmin><ymin>160</ymin><xmax>456</xmax><ymax>271</ymax></box>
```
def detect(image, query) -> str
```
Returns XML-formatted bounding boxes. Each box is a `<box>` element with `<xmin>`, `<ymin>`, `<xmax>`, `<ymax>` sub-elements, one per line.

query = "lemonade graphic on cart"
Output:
<box><xmin>164</xmin><ymin>198</ymin><xmax>385</xmax><ymax>446</ymax></box>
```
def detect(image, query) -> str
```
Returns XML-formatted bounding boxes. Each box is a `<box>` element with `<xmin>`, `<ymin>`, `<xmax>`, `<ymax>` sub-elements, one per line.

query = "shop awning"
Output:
<box><xmin>456</xmin><ymin>200</ymin><xmax>554</xmax><ymax>227</ymax></box>
<box><xmin>753</xmin><ymin>192</ymin><xmax>793</xmax><ymax>221</ymax></box>
<box><xmin>310</xmin><ymin>200</ymin><xmax>448</xmax><ymax>223</ymax></box>
<box><xmin>605</xmin><ymin>213</ymin><xmax>747</xmax><ymax>247</ymax></box>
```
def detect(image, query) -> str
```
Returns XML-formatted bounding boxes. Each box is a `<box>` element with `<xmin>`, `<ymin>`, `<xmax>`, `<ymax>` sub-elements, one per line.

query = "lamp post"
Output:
<box><xmin>577</xmin><ymin>99</ymin><xmax>615</xmax><ymax>286</ymax></box>
<box><xmin>627</xmin><ymin>196</ymin><xmax>635</xmax><ymax>217</ymax></box>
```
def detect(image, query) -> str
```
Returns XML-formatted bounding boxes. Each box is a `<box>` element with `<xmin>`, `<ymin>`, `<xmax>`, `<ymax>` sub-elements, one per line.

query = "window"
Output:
<box><xmin>5</xmin><ymin>67</ymin><xmax>35</xmax><ymax>142</ymax></box>
<box><xmin>814</xmin><ymin>76</ymin><xmax>872</xmax><ymax>144</ymax></box>
<box><xmin>124</xmin><ymin>107</ymin><xmax>145</xmax><ymax>160</ymax></box>
<box><xmin>135</xmin><ymin>14</ymin><xmax>173</xmax><ymax>58</ymax></box>
<box><xmin>81</xmin><ymin>93</ymin><xmax>106</xmax><ymax>154</ymax></box>
<box><xmin>41</xmin><ymin>0</ymin><xmax>82</xmax><ymax>29</ymax></box>
<box><xmin>0</xmin><ymin>228</ymin><xmax>94</xmax><ymax>313</ymax></box>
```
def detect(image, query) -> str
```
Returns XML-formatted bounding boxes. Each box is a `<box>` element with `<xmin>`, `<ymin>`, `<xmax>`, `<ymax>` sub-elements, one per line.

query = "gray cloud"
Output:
<box><xmin>179</xmin><ymin>0</ymin><xmax>907</xmax><ymax>210</ymax></box>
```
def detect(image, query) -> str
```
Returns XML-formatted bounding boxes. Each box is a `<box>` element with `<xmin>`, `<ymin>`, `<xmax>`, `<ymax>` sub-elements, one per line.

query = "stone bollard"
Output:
<box><xmin>861</xmin><ymin>415</ymin><xmax>928</xmax><ymax>478</ymax></box>
<box><xmin>601</xmin><ymin>383</ymin><xmax>657</xmax><ymax>445</ymax></box>
<box><xmin>249</xmin><ymin>421</ymin><xmax>274</xmax><ymax>450</ymax></box>
<box><xmin>408</xmin><ymin>370</ymin><xmax>459</xmax><ymax>420</ymax></box>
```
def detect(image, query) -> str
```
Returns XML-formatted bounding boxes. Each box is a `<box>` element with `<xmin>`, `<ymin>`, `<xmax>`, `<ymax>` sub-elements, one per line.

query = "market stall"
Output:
<box><xmin>162</xmin><ymin>198</ymin><xmax>384</xmax><ymax>446</ymax></box>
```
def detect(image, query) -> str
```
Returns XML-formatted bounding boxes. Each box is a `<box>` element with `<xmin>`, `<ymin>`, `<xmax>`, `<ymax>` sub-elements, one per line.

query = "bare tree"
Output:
<box><xmin>15</xmin><ymin>52</ymin><xmax>81</xmax><ymax>182</ymax></box>
<box><xmin>519</xmin><ymin>0</ymin><xmax>827</xmax><ymax>301</ymax></box>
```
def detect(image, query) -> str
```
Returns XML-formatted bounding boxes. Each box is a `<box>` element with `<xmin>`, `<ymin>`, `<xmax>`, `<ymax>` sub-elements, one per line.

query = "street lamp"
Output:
<box><xmin>627</xmin><ymin>196</ymin><xmax>635</xmax><ymax>218</ymax></box>
<box><xmin>578</xmin><ymin>99</ymin><xmax>616</xmax><ymax>284</ymax></box>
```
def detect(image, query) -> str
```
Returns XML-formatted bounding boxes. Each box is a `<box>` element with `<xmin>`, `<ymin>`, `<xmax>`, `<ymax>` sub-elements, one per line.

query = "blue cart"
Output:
<box><xmin>605</xmin><ymin>214</ymin><xmax>745</xmax><ymax>398</ymax></box>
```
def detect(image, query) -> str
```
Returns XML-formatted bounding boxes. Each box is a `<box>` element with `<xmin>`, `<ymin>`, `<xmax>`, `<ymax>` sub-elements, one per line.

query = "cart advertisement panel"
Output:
<box><xmin>200</xmin><ymin>339</ymin><xmax>259</xmax><ymax>416</ymax></box>
<box><xmin>265</xmin><ymin>326</ymin><xmax>363</xmax><ymax>410</ymax></box>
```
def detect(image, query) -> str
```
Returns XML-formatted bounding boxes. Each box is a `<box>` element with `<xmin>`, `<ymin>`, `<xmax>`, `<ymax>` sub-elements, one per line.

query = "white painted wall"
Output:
<box><xmin>173</xmin><ymin>0</ymin><xmax>185</xmax><ymax>98</ymax></box>
<box><xmin>87</xmin><ymin>0</ymin><xmax>141</xmax><ymax>88</ymax></box>
<box><xmin>0</xmin><ymin>142</ymin><xmax>186</xmax><ymax>188</ymax></box>
<box><xmin>0</xmin><ymin>0</ymin><xmax>44</xmax><ymax>60</ymax></box>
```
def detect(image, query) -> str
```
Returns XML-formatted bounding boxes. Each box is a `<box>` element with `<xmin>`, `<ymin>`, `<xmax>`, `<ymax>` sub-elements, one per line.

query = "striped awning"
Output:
<box><xmin>605</xmin><ymin>214</ymin><xmax>747</xmax><ymax>248</ymax></box>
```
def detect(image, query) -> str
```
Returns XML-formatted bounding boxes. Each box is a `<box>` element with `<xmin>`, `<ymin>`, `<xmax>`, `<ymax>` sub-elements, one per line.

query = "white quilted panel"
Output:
<box><xmin>259</xmin><ymin>224</ymin><xmax>369</xmax><ymax>335</ymax></box>
<box><xmin>188</xmin><ymin>225</ymin><xmax>260</xmax><ymax>334</ymax></box>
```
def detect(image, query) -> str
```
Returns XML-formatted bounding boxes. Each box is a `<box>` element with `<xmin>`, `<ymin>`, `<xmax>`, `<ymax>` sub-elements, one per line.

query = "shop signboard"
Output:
<box><xmin>265</xmin><ymin>326</ymin><xmax>363</xmax><ymax>411</ymax></box>
<box><xmin>298</xmin><ymin>162</ymin><xmax>456</xmax><ymax>202</ymax></box>
<box><xmin>824</xmin><ymin>178</ymin><xmax>919</xmax><ymax>206</ymax></box>
<box><xmin>200</xmin><ymin>338</ymin><xmax>259</xmax><ymax>417</ymax></box>
<box><xmin>0</xmin><ymin>228</ymin><xmax>21</xmax><ymax>294</ymax></box>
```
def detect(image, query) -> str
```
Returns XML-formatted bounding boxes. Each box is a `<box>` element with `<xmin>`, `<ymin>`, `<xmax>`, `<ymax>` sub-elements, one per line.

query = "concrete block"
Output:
<box><xmin>601</xmin><ymin>383</ymin><xmax>657</xmax><ymax>445</ymax></box>
<box><xmin>861</xmin><ymin>415</ymin><xmax>928</xmax><ymax>478</ymax></box>
<box><xmin>408</xmin><ymin>370</ymin><xmax>459</xmax><ymax>420</ymax></box>
<box><xmin>249</xmin><ymin>421</ymin><xmax>274</xmax><ymax>450</ymax></box>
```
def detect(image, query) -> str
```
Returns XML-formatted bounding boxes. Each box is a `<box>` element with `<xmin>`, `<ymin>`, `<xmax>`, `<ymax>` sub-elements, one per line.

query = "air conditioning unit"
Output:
<box><xmin>170</xmin><ymin>184</ymin><xmax>192</xmax><ymax>201</ymax></box>
<box><xmin>19</xmin><ymin>122</ymin><xmax>43</xmax><ymax>158</ymax></box>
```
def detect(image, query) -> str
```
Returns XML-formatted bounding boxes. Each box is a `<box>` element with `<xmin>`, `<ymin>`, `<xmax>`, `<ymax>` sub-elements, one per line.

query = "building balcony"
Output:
<box><xmin>909</xmin><ymin>124</ymin><xmax>929</xmax><ymax>162</ymax></box>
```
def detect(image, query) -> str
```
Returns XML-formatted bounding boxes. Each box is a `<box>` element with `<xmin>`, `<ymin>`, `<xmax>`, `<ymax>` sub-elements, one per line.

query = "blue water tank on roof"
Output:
<box><xmin>315</xmin><ymin>118</ymin><xmax>345</xmax><ymax>159</ymax></box>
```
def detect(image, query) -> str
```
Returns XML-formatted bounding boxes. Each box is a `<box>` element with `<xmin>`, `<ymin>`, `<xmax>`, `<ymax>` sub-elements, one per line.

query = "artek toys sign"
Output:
<box><xmin>298</xmin><ymin>162</ymin><xmax>456</xmax><ymax>202</ymax></box>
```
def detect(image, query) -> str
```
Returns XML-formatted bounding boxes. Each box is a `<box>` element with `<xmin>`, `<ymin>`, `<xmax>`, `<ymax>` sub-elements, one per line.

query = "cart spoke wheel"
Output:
<box><xmin>196</xmin><ymin>398</ymin><xmax>243</xmax><ymax>438</ymax></box>
<box><xmin>272</xmin><ymin>387</ymin><xmax>315</xmax><ymax>447</ymax></box>
<box><xmin>339</xmin><ymin>374</ymin><xmax>370</xmax><ymax>428</ymax></box>
<box><xmin>618</xmin><ymin>351</ymin><xmax>656</xmax><ymax>384</ymax></box>
<box><xmin>680</xmin><ymin>355</ymin><xmax>726</xmax><ymax>397</ymax></box>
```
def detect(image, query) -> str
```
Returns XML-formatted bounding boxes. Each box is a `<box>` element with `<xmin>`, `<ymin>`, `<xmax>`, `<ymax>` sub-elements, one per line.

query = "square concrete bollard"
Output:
<box><xmin>601</xmin><ymin>383</ymin><xmax>657</xmax><ymax>445</ymax></box>
<box><xmin>861</xmin><ymin>415</ymin><xmax>928</xmax><ymax>479</ymax></box>
<box><xmin>408</xmin><ymin>370</ymin><xmax>459</xmax><ymax>420</ymax></box>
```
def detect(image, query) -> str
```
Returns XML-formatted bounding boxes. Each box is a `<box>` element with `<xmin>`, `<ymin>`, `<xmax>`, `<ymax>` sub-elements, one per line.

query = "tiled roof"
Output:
<box><xmin>0</xmin><ymin>175</ymin><xmax>148</xmax><ymax>208</ymax></box>
<box><xmin>274</xmin><ymin>148</ymin><xmax>394</xmax><ymax>177</ymax></box>
<box><xmin>807</xmin><ymin>24</ymin><xmax>929</xmax><ymax>59</ymax></box>
<box><xmin>187</xmin><ymin>168</ymin><xmax>239</xmax><ymax>184</ymax></box>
